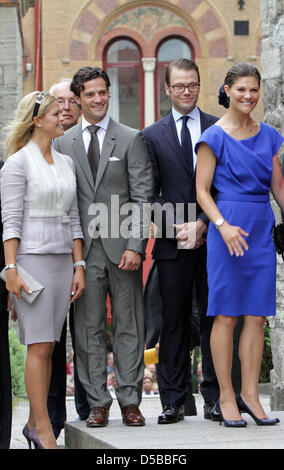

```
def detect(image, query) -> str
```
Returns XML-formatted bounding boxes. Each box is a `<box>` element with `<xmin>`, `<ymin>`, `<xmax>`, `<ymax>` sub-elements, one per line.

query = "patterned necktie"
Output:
<box><xmin>180</xmin><ymin>115</ymin><xmax>193</xmax><ymax>174</ymax></box>
<box><xmin>87</xmin><ymin>125</ymin><xmax>100</xmax><ymax>182</ymax></box>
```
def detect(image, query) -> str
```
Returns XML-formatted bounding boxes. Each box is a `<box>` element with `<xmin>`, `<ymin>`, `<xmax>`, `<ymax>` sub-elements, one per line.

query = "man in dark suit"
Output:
<box><xmin>0</xmin><ymin>160</ymin><xmax>12</xmax><ymax>448</ymax></box>
<box><xmin>143</xmin><ymin>59</ymin><xmax>219</xmax><ymax>424</ymax></box>
<box><xmin>47</xmin><ymin>79</ymin><xmax>89</xmax><ymax>439</ymax></box>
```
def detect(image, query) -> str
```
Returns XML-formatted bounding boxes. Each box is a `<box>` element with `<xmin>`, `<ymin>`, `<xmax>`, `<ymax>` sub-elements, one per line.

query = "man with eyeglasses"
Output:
<box><xmin>49</xmin><ymin>78</ymin><xmax>81</xmax><ymax>131</ymax></box>
<box><xmin>143</xmin><ymin>59</ymin><xmax>221</xmax><ymax>424</ymax></box>
<box><xmin>47</xmin><ymin>78</ymin><xmax>88</xmax><ymax>440</ymax></box>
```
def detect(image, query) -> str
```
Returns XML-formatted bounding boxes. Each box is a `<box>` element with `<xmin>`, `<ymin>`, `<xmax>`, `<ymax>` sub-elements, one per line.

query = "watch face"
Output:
<box><xmin>216</xmin><ymin>218</ymin><xmax>224</xmax><ymax>227</ymax></box>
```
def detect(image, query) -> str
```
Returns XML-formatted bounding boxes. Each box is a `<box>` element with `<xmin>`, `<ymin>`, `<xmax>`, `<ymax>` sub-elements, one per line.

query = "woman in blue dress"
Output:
<box><xmin>196</xmin><ymin>63</ymin><xmax>284</xmax><ymax>427</ymax></box>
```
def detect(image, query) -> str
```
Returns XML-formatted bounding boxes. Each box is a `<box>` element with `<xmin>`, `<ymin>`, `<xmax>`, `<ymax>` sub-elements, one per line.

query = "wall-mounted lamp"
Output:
<box><xmin>25</xmin><ymin>62</ymin><xmax>33</xmax><ymax>73</ymax></box>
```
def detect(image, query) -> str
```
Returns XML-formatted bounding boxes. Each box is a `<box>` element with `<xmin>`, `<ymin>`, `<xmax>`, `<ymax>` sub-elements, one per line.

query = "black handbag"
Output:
<box><xmin>273</xmin><ymin>224</ymin><xmax>284</xmax><ymax>259</ymax></box>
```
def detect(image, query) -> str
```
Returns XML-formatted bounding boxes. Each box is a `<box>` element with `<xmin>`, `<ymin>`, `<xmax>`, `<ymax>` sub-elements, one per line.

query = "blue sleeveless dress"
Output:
<box><xmin>196</xmin><ymin>123</ymin><xmax>284</xmax><ymax>317</ymax></box>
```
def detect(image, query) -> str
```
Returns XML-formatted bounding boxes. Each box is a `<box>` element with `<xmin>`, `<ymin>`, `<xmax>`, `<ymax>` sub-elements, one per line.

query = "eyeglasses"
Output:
<box><xmin>170</xmin><ymin>83</ymin><xmax>200</xmax><ymax>93</ymax></box>
<box><xmin>57</xmin><ymin>98</ymin><xmax>78</xmax><ymax>107</ymax></box>
<box><xmin>32</xmin><ymin>91</ymin><xmax>47</xmax><ymax>119</ymax></box>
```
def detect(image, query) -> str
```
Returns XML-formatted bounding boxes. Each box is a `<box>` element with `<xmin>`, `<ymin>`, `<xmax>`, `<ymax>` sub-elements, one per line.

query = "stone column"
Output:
<box><xmin>142</xmin><ymin>58</ymin><xmax>156</xmax><ymax>127</ymax></box>
<box><xmin>0</xmin><ymin>6</ymin><xmax>23</xmax><ymax>159</ymax></box>
<box><xmin>260</xmin><ymin>0</ymin><xmax>284</xmax><ymax>410</ymax></box>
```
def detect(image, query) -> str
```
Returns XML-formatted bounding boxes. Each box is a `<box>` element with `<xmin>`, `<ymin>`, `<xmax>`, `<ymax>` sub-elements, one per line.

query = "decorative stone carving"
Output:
<box><xmin>106</xmin><ymin>7</ymin><xmax>191</xmax><ymax>41</ymax></box>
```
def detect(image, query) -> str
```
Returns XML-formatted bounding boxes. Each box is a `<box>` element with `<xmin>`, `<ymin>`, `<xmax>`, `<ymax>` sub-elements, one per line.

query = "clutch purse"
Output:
<box><xmin>0</xmin><ymin>264</ymin><xmax>45</xmax><ymax>305</ymax></box>
<box><xmin>273</xmin><ymin>223</ymin><xmax>284</xmax><ymax>260</ymax></box>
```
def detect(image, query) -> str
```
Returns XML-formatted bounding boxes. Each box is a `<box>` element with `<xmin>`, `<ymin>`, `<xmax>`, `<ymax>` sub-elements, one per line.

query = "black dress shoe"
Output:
<box><xmin>210</xmin><ymin>401</ymin><xmax>222</xmax><ymax>422</ymax></box>
<box><xmin>158</xmin><ymin>404</ymin><xmax>185</xmax><ymax>424</ymax></box>
<box><xmin>203</xmin><ymin>401</ymin><xmax>215</xmax><ymax>420</ymax></box>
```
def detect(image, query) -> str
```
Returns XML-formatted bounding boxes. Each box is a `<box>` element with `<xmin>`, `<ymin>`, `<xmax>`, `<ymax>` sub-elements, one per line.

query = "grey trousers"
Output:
<box><xmin>74</xmin><ymin>238</ymin><xmax>145</xmax><ymax>410</ymax></box>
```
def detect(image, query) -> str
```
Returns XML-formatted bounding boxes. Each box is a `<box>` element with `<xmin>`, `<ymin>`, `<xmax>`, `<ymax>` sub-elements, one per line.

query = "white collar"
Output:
<box><xmin>82</xmin><ymin>113</ymin><xmax>110</xmax><ymax>132</ymax></box>
<box><xmin>172</xmin><ymin>106</ymin><xmax>200</xmax><ymax>123</ymax></box>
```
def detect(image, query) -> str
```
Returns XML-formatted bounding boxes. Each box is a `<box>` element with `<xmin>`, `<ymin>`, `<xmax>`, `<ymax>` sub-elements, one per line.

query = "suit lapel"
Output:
<box><xmin>162</xmin><ymin>113</ymin><xmax>192</xmax><ymax>176</ymax></box>
<box><xmin>199</xmin><ymin>108</ymin><xmax>215</xmax><ymax>133</ymax></box>
<box><xmin>71</xmin><ymin>124</ymin><xmax>95</xmax><ymax>192</ymax></box>
<box><xmin>194</xmin><ymin>108</ymin><xmax>217</xmax><ymax>179</ymax></box>
<box><xmin>94</xmin><ymin>117</ymin><xmax>116</xmax><ymax>195</ymax></box>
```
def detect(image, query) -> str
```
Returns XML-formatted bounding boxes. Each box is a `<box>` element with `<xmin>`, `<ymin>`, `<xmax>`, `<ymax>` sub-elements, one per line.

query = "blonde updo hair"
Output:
<box><xmin>5</xmin><ymin>91</ymin><xmax>55</xmax><ymax>157</ymax></box>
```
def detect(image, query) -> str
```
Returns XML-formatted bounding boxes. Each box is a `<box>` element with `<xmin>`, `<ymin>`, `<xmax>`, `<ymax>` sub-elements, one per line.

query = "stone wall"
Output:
<box><xmin>260</xmin><ymin>0</ymin><xmax>284</xmax><ymax>410</ymax></box>
<box><xmin>0</xmin><ymin>6</ymin><xmax>23</xmax><ymax>160</ymax></box>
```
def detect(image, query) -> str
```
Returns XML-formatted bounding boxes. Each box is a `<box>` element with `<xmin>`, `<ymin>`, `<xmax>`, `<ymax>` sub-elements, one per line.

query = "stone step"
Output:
<box><xmin>65</xmin><ymin>395</ymin><xmax>284</xmax><ymax>450</ymax></box>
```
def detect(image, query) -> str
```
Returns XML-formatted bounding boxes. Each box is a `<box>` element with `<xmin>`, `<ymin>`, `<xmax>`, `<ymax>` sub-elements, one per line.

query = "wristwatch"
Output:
<box><xmin>73</xmin><ymin>260</ymin><xmax>86</xmax><ymax>270</ymax></box>
<box><xmin>215</xmin><ymin>218</ymin><xmax>225</xmax><ymax>229</ymax></box>
<box><xmin>4</xmin><ymin>264</ymin><xmax>17</xmax><ymax>271</ymax></box>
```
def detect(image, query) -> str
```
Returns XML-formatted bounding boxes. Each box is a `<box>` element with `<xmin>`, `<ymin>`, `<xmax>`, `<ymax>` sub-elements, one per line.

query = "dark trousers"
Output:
<box><xmin>156</xmin><ymin>249</ymin><xmax>204</xmax><ymax>407</ymax></box>
<box><xmin>0</xmin><ymin>310</ymin><xmax>12</xmax><ymax>449</ymax></box>
<box><xmin>47</xmin><ymin>303</ymin><xmax>90</xmax><ymax>436</ymax></box>
<box><xmin>199</xmin><ymin>315</ymin><xmax>243</xmax><ymax>403</ymax></box>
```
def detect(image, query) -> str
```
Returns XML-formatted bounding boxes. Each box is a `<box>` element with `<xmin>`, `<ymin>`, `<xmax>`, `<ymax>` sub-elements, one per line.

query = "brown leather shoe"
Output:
<box><xmin>121</xmin><ymin>405</ymin><xmax>145</xmax><ymax>426</ymax></box>
<box><xmin>86</xmin><ymin>406</ymin><xmax>109</xmax><ymax>427</ymax></box>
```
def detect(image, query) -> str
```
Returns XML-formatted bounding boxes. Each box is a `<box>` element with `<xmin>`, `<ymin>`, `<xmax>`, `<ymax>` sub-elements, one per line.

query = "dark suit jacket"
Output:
<box><xmin>143</xmin><ymin>109</ymin><xmax>218</xmax><ymax>260</ymax></box>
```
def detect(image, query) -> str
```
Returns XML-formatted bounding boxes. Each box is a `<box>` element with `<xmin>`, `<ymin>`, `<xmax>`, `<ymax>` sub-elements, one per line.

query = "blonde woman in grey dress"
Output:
<box><xmin>1</xmin><ymin>91</ymin><xmax>85</xmax><ymax>449</ymax></box>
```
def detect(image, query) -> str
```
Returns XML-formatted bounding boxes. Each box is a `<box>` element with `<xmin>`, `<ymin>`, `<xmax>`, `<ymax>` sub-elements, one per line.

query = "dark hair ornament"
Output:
<box><xmin>218</xmin><ymin>84</ymin><xmax>230</xmax><ymax>109</ymax></box>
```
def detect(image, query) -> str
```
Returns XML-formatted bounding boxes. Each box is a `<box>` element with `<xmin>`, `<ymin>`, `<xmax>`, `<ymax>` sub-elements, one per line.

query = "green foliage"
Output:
<box><xmin>8</xmin><ymin>329</ymin><xmax>26</xmax><ymax>396</ymax></box>
<box><xmin>259</xmin><ymin>323</ymin><xmax>273</xmax><ymax>384</ymax></box>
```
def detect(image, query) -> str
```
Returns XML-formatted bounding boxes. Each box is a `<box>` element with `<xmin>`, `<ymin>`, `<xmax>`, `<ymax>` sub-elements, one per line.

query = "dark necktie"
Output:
<box><xmin>180</xmin><ymin>115</ymin><xmax>193</xmax><ymax>174</ymax></box>
<box><xmin>87</xmin><ymin>125</ymin><xmax>100</xmax><ymax>182</ymax></box>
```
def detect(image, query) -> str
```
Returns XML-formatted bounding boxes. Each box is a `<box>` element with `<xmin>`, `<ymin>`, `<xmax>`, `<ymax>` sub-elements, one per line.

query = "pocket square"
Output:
<box><xmin>109</xmin><ymin>156</ymin><xmax>120</xmax><ymax>161</ymax></box>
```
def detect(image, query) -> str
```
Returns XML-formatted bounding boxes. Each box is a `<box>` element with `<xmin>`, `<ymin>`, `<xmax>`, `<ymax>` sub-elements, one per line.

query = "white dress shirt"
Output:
<box><xmin>172</xmin><ymin>106</ymin><xmax>201</xmax><ymax>170</ymax></box>
<box><xmin>81</xmin><ymin>114</ymin><xmax>110</xmax><ymax>154</ymax></box>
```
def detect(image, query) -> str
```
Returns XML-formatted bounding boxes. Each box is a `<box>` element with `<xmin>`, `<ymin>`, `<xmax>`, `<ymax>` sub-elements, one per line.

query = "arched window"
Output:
<box><xmin>104</xmin><ymin>39</ymin><xmax>143</xmax><ymax>129</ymax></box>
<box><xmin>156</xmin><ymin>38</ymin><xmax>193</xmax><ymax>119</ymax></box>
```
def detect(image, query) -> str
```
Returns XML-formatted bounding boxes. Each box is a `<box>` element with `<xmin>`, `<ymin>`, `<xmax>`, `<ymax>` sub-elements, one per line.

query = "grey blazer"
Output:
<box><xmin>54</xmin><ymin>117</ymin><xmax>154</xmax><ymax>264</ymax></box>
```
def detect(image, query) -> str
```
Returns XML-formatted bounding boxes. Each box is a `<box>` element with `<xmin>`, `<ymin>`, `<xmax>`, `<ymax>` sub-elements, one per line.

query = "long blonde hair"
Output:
<box><xmin>5</xmin><ymin>91</ymin><xmax>55</xmax><ymax>157</ymax></box>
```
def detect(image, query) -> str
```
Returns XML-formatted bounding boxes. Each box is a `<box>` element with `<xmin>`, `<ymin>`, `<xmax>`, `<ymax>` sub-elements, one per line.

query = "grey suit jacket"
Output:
<box><xmin>54</xmin><ymin>117</ymin><xmax>154</xmax><ymax>264</ymax></box>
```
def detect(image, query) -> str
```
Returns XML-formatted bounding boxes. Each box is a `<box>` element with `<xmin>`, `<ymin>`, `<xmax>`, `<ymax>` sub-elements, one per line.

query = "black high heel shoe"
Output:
<box><xmin>215</xmin><ymin>400</ymin><xmax>247</xmax><ymax>428</ymax></box>
<box><xmin>237</xmin><ymin>396</ymin><xmax>280</xmax><ymax>426</ymax></box>
<box><xmin>22</xmin><ymin>423</ymin><xmax>32</xmax><ymax>449</ymax></box>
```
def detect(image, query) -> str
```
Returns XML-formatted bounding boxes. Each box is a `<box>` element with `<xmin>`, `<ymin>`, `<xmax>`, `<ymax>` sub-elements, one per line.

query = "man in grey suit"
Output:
<box><xmin>54</xmin><ymin>66</ymin><xmax>153</xmax><ymax>427</ymax></box>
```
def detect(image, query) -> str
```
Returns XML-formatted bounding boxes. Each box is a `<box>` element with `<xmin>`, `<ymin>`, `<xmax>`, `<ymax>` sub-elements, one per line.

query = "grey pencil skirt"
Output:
<box><xmin>11</xmin><ymin>253</ymin><xmax>73</xmax><ymax>345</ymax></box>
